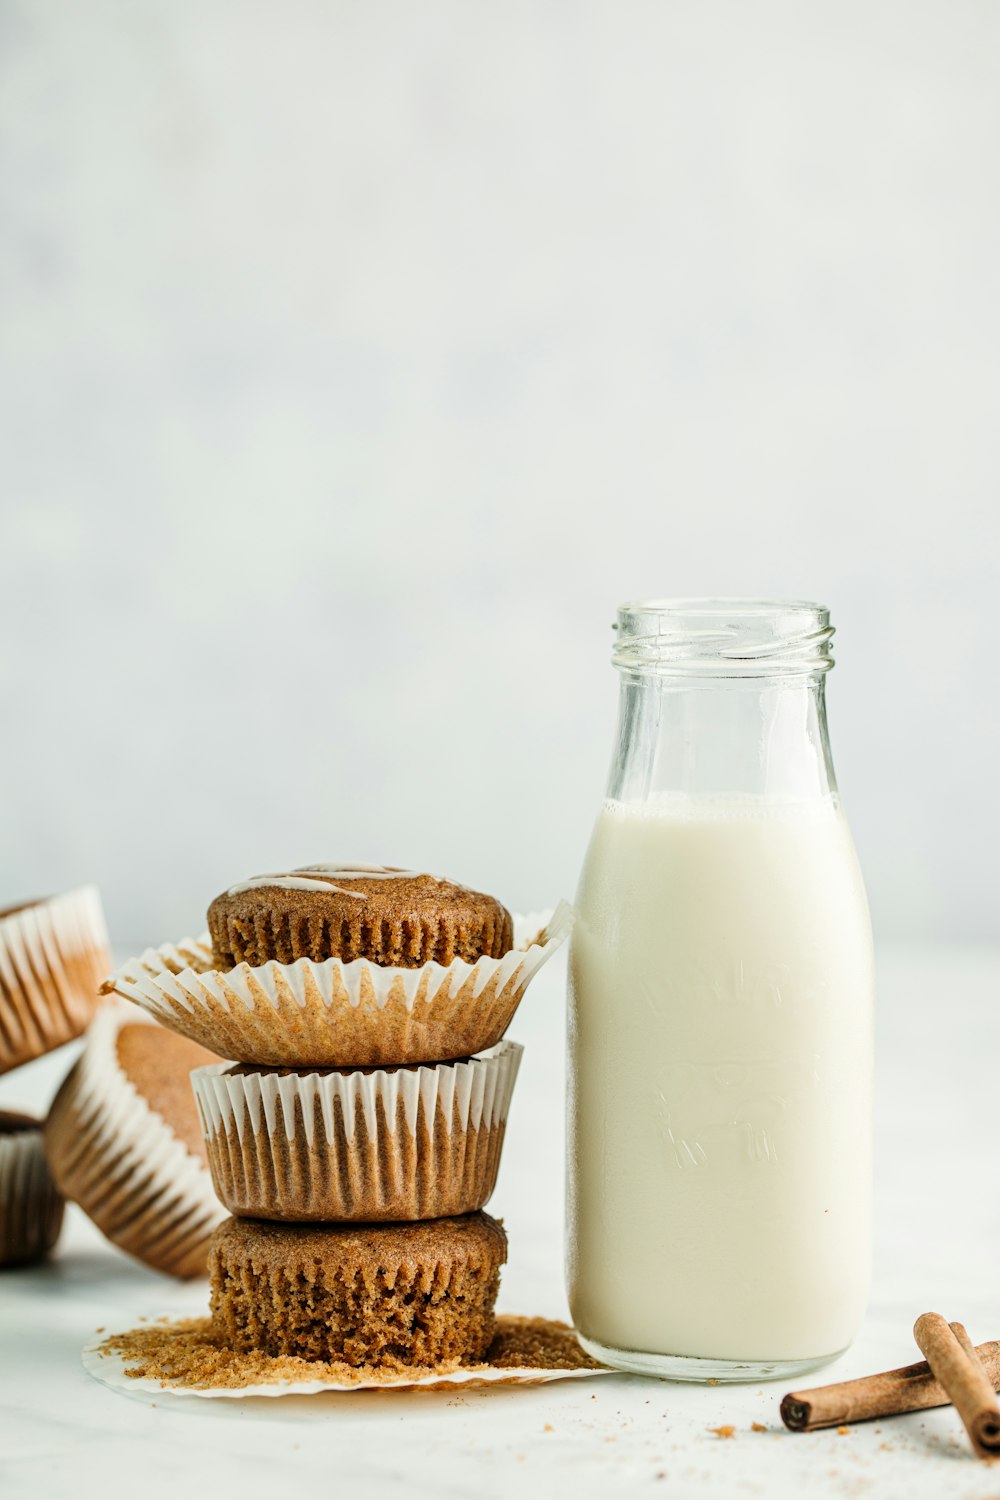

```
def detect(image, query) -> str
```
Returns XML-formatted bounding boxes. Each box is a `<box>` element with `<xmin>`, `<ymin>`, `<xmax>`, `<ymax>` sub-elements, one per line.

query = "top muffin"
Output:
<box><xmin>208</xmin><ymin>864</ymin><xmax>514</xmax><ymax>971</ymax></box>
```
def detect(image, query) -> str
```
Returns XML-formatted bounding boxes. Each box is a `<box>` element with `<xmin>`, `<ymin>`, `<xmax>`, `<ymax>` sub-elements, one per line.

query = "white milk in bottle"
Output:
<box><xmin>567</xmin><ymin>601</ymin><xmax>874</xmax><ymax>1381</ymax></box>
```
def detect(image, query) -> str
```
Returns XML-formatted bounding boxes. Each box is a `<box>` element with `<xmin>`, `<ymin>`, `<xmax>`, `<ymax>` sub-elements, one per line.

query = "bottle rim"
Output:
<box><xmin>612</xmin><ymin>597</ymin><xmax>835</xmax><ymax>677</ymax></box>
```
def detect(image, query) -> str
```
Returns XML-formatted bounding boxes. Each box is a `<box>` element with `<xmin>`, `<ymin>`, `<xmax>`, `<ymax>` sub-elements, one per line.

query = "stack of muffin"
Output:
<box><xmin>108</xmin><ymin>865</ymin><xmax>553</xmax><ymax>1369</ymax></box>
<box><xmin>0</xmin><ymin>889</ymin><xmax>110</xmax><ymax>1269</ymax></box>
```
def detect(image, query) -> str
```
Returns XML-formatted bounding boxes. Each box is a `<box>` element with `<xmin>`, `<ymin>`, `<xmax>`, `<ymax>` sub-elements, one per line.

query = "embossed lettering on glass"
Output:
<box><xmin>567</xmin><ymin>600</ymin><xmax>874</xmax><ymax>1382</ymax></box>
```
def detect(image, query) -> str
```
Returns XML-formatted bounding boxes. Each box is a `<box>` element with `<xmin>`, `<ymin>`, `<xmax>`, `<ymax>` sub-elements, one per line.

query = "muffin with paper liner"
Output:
<box><xmin>0</xmin><ymin>1111</ymin><xmax>64</xmax><ymax>1267</ymax></box>
<box><xmin>0</xmin><ymin>887</ymin><xmax>110</xmax><ymax>1075</ymax></box>
<box><xmin>103</xmin><ymin>865</ymin><xmax>569</xmax><ymax>1067</ymax></box>
<box><xmin>45</xmin><ymin>1006</ymin><xmax>226</xmax><ymax>1278</ymax></box>
<box><xmin>191</xmin><ymin>1039</ymin><xmax>522</xmax><ymax>1222</ymax></box>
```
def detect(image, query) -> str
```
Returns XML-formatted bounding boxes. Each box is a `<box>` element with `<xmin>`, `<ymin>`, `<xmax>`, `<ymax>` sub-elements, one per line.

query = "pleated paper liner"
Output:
<box><xmin>0</xmin><ymin>886</ymin><xmax>111</xmax><ymax>1074</ymax></box>
<box><xmin>191</xmin><ymin>1040</ymin><xmax>522</xmax><ymax>1221</ymax></box>
<box><xmin>103</xmin><ymin>903</ymin><xmax>570</xmax><ymax>1068</ymax></box>
<box><xmin>44</xmin><ymin>1006</ymin><xmax>225</xmax><ymax>1279</ymax></box>
<box><xmin>0</xmin><ymin>1112</ymin><xmax>64</xmax><ymax>1267</ymax></box>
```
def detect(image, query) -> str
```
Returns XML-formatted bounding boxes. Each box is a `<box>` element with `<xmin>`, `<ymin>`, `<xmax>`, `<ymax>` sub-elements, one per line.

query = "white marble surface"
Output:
<box><xmin>2</xmin><ymin>941</ymin><xmax>999</xmax><ymax>1497</ymax></box>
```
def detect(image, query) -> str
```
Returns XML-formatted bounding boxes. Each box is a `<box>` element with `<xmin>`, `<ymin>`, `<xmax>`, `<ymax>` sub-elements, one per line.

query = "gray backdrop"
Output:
<box><xmin>2</xmin><ymin>1</ymin><xmax>997</xmax><ymax>945</ymax></box>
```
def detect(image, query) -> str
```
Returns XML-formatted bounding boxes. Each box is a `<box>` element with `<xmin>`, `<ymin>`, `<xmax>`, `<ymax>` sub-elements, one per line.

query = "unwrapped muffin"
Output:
<box><xmin>0</xmin><ymin>1111</ymin><xmax>64</xmax><ymax>1267</ymax></box>
<box><xmin>209</xmin><ymin>1212</ymin><xmax>507</xmax><ymax>1366</ymax></box>
<box><xmin>208</xmin><ymin>865</ymin><xmax>513</xmax><ymax>970</ymax></box>
<box><xmin>0</xmin><ymin>887</ymin><xmax>110</xmax><ymax>1074</ymax></box>
<box><xmin>45</xmin><ymin>1006</ymin><xmax>226</xmax><ymax>1278</ymax></box>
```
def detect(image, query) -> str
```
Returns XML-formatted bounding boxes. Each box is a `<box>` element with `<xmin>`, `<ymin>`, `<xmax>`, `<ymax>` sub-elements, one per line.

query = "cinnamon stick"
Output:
<box><xmin>913</xmin><ymin>1313</ymin><xmax>1000</xmax><ymax>1460</ymax></box>
<box><xmin>781</xmin><ymin>1335</ymin><xmax>1000</xmax><ymax>1433</ymax></box>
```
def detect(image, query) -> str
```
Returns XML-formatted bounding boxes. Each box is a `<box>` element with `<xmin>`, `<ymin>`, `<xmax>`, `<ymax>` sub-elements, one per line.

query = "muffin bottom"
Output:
<box><xmin>0</xmin><ymin>1111</ymin><xmax>64</xmax><ymax>1267</ymax></box>
<box><xmin>209</xmin><ymin>1212</ymin><xmax>507</xmax><ymax>1366</ymax></box>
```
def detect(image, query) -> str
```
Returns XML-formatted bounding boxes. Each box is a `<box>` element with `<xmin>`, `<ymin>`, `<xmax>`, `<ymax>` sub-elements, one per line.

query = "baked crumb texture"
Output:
<box><xmin>192</xmin><ymin>1043</ymin><xmax>520</xmax><ymax>1221</ymax></box>
<box><xmin>96</xmin><ymin>1313</ymin><xmax>604</xmax><ymax>1390</ymax></box>
<box><xmin>0</xmin><ymin>888</ymin><xmax>110</xmax><ymax>1074</ymax></box>
<box><xmin>208</xmin><ymin>1213</ymin><xmax>507</xmax><ymax>1366</ymax></box>
<box><xmin>0</xmin><ymin>1112</ymin><xmax>64</xmax><ymax>1267</ymax></box>
<box><xmin>208</xmin><ymin>874</ymin><xmax>513</xmax><ymax>971</ymax></box>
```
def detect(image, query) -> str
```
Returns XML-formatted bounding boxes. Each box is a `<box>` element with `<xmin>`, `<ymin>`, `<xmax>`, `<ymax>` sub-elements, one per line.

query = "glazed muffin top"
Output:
<box><xmin>208</xmin><ymin>864</ymin><xmax>513</xmax><ymax>971</ymax></box>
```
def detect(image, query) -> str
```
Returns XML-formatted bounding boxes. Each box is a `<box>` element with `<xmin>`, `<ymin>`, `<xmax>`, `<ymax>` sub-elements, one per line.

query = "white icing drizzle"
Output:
<box><xmin>226</xmin><ymin>864</ymin><xmax>442</xmax><ymax>899</ymax></box>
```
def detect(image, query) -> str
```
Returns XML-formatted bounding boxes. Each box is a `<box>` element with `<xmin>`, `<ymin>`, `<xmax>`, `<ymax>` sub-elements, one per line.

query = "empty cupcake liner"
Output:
<box><xmin>0</xmin><ymin>1113</ymin><xmax>64</xmax><ymax>1267</ymax></box>
<box><xmin>0</xmin><ymin>886</ymin><xmax>111</xmax><ymax>1074</ymax></box>
<box><xmin>104</xmin><ymin>902</ymin><xmax>570</xmax><ymax>1068</ymax></box>
<box><xmin>191</xmin><ymin>1040</ymin><xmax>522</xmax><ymax>1222</ymax></box>
<box><xmin>44</xmin><ymin>1006</ymin><xmax>225</xmax><ymax>1279</ymax></box>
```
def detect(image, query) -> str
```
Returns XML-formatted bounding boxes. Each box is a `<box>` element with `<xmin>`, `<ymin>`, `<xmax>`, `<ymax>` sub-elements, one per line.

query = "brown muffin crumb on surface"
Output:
<box><xmin>486</xmin><ymin>1316</ymin><xmax>605</xmax><ymax>1371</ymax></box>
<box><xmin>95</xmin><ymin>1314</ymin><xmax>603</xmax><ymax>1390</ymax></box>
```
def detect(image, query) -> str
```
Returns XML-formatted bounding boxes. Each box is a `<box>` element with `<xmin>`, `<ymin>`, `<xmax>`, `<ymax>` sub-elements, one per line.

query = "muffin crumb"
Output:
<box><xmin>96</xmin><ymin>1314</ymin><xmax>603</xmax><ymax>1390</ymax></box>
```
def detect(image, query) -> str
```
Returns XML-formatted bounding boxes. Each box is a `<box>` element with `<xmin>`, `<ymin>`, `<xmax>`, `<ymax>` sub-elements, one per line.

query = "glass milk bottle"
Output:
<box><xmin>567</xmin><ymin>600</ymin><xmax>874</xmax><ymax>1381</ymax></box>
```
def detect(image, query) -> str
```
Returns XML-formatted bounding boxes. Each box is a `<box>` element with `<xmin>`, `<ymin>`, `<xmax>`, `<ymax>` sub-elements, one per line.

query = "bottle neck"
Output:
<box><xmin>607</xmin><ymin>674</ymin><xmax>837</xmax><ymax>806</ymax></box>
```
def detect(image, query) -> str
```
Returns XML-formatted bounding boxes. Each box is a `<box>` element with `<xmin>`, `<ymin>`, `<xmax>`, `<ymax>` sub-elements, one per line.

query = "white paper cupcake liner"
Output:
<box><xmin>104</xmin><ymin>902</ymin><xmax>570</xmax><ymax>1068</ymax></box>
<box><xmin>44</xmin><ymin>1006</ymin><xmax>225</xmax><ymax>1278</ymax></box>
<box><xmin>0</xmin><ymin>1115</ymin><xmax>64</xmax><ymax>1267</ymax></box>
<box><xmin>0</xmin><ymin>886</ymin><xmax>111</xmax><ymax>1074</ymax></box>
<box><xmin>191</xmin><ymin>1040</ymin><xmax>522</xmax><ymax>1221</ymax></box>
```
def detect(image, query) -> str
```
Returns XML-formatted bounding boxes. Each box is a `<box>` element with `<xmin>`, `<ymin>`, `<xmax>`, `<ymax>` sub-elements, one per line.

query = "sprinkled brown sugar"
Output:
<box><xmin>488</xmin><ymin>1317</ymin><xmax>605</xmax><ymax>1372</ymax></box>
<box><xmin>96</xmin><ymin>1314</ymin><xmax>604</xmax><ymax>1391</ymax></box>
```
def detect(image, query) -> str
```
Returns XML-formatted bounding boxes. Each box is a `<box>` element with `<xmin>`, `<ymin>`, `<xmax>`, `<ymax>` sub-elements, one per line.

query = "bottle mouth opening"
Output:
<box><xmin>612</xmin><ymin>597</ymin><xmax>834</xmax><ymax>677</ymax></box>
